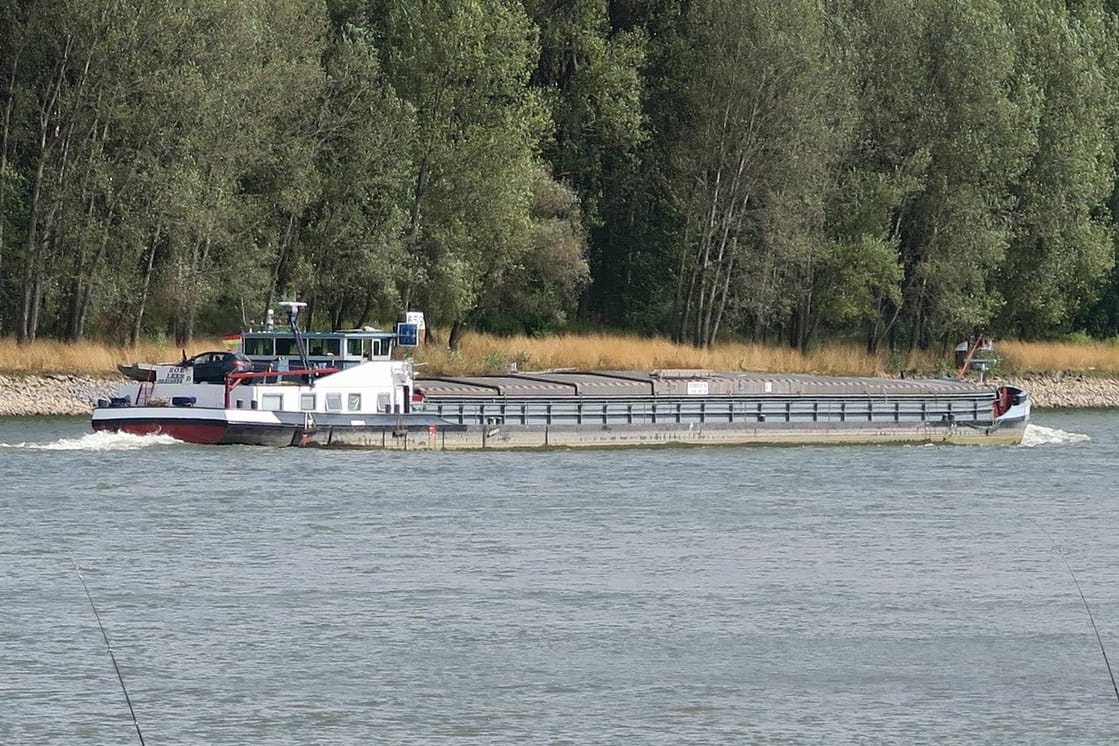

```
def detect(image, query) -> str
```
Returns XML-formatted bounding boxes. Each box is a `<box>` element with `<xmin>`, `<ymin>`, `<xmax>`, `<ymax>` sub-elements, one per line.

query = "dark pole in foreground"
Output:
<box><xmin>73</xmin><ymin>558</ymin><xmax>147</xmax><ymax>745</ymax></box>
<box><xmin>1043</xmin><ymin>536</ymin><xmax>1119</xmax><ymax>705</ymax></box>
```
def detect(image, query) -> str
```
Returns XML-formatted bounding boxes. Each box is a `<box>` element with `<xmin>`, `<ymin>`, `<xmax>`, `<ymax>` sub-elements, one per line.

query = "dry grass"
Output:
<box><xmin>0</xmin><ymin>338</ymin><xmax>222</xmax><ymax>375</ymax></box>
<box><xmin>4</xmin><ymin>331</ymin><xmax>1118</xmax><ymax>377</ymax></box>
<box><xmin>413</xmin><ymin>331</ymin><xmax>938</xmax><ymax>376</ymax></box>
<box><xmin>994</xmin><ymin>339</ymin><xmax>1119</xmax><ymax>375</ymax></box>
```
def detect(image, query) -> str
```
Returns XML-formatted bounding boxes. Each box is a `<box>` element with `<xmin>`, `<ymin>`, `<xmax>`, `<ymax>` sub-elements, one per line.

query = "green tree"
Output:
<box><xmin>998</xmin><ymin>0</ymin><xmax>1119</xmax><ymax>337</ymax></box>
<box><xmin>669</xmin><ymin>0</ymin><xmax>852</xmax><ymax>347</ymax></box>
<box><xmin>474</xmin><ymin>169</ymin><xmax>589</xmax><ymax>334</ymax></box>
<box><xmin>301</xmin><ymin>25</ymin><xmax>415</xmax><ymax>329</ymax></box>
<box><xmin>375</xmin><ymin>0</ymin><xmax>552</xmax><ymax>348</ymax></box>
<box><xmin>844</xmin><ymin>0</ymin><xmax>1033</xmax><ymax>351</ymax></box>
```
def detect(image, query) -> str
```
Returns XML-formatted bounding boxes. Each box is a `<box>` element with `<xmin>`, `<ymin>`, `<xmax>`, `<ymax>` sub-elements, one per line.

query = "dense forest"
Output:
<box><xmin>4</xmin><ymin>0</ymin><xmax>1119</xmax><ymax>352</ymax></box>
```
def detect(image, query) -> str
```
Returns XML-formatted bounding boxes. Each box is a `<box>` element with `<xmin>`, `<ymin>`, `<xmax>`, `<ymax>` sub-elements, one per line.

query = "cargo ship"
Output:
<box><xmin>92</xmin><ymin>304</ymin><xmax>1030</xmax><ymax>448</ymax></box>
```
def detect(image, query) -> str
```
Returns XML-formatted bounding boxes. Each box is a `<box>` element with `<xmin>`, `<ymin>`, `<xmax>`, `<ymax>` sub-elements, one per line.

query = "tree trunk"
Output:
<box><xmin>0</xmin><ymin>50</ymin><xmax>22</xmax><ymax>296</ymax></box>
<box><xmin>448</xmin><ymin>318</ymin><xmax>465</xmax><ymax>351</ymax></box>
<box><xmin>18</xmin><ymin>151</ymin><xmax>48</xmax><ymax>343</ymax></box>
<box><xmin>708</xmin><ymin>254</ymin><xmax>735</xmax><ymax>347</ymax></box>
<box><xmin>424</xmin><ymin>320</ymin><xmax>439</xmax><ymax>346</ymax></box>
<box><xmin>131</xmin><ymin>223</ymin><xmax>160</xmax><ymax>346</ymax></box>
<box><xmin>402</xmin><ymin>159</ymin><xmax>430</xmax><ymax>312</ymax></box>
<box><xmin>72</xmin><ymin>200</ymin><xmax>116</xmax><ymax>340</ymax></box>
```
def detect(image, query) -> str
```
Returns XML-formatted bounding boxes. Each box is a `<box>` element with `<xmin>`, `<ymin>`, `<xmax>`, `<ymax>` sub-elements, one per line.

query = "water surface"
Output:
<box><xmin>0</xmin><ymin>411</ymin><xmax>1115</xmax><ymax>744</ymax></box>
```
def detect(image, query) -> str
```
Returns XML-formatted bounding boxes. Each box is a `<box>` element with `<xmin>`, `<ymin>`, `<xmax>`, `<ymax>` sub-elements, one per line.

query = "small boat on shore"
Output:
<box><xmin>116</xmin><ymin>362</ymin><xmax>157</xmax><ymax>382</ymax></box>
<box><xmin>91</xmin><ymin>305</ymin><xmax>1030</xmax><ymax>448</ymax></box>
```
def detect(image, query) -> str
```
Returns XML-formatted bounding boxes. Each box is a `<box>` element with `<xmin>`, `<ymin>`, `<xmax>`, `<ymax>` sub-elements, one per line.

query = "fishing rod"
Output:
<box><xmin>1044</xmin><ymin>538</ymin><xmax>1119</xmax><ymax>704</ymax></box>
<box><xmin>72</xmin><ymin>558</ymin><xmax>147</xmax><ymax>745</ymax></box>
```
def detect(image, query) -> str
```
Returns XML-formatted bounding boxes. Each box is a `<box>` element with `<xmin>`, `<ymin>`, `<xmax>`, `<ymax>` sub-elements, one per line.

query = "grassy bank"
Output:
<box><xmin>412</xmin><ymin>334</ymin><xmax>909</xmax><ymax>376</ymax></box>
<box><xmin>5</xmin><ymin>333</ymin><xmax>1119</xmax><ymax>377</ymax></box>
<box><xmin>0</xmin><ymin>338</ymin><xmax>184</xmax><ymax>375</ymax></box>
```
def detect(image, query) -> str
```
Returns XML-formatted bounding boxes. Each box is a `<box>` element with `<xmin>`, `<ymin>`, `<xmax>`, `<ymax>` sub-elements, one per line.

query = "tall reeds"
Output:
<box><xmin>3</xmin><ymin>332</ymin><xmax>1116</xmax><ymax>377</ymax></box>
<box><xmin>412</xmin><ymin>332</ymin><xmax>935</xmax><ymax>376</ymax></box>
<box><xmin>994</xmin><ymin>339</ymin><xmax>1119</xmax><ymax>374</ymax></box>
<box><xmin>0</xmin><ymin>338</ymin><xmax>192</xmax><ymax>375</ymax></box>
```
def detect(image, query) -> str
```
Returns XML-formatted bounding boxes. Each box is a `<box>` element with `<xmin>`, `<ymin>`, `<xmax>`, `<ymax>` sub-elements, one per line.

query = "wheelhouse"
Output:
<box><xmin>239</xmin><ymin>328</ymin><xmax>397</xmax><ymax>370</ymax></box>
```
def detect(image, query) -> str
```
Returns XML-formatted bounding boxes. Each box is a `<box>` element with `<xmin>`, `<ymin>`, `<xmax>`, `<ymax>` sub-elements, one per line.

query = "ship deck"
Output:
<box><xmin>413</xmin><ymin>370</ymin><xmax>1007</xmax><ymax>434</ymax></box>
<box><xmin>415</xmin><ymin>370</ymin><xmax>994</xmax><ymax>399</ymax></box>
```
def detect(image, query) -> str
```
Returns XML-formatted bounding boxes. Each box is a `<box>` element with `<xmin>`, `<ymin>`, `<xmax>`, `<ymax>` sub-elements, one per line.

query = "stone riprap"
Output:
<box><xmin>0</xmin><ymin>373</ymin><xmax>1114</xmax><ymax>416</ymax></box>
<box><xmin>991</xmin><ymin>374</ymin><xmax>1119</xmax><ymax>409</ymax></box>
<box><xmin>0</xmin><ymin>375</ymin><xmax>120</xmax><ymax>416</ymax></box>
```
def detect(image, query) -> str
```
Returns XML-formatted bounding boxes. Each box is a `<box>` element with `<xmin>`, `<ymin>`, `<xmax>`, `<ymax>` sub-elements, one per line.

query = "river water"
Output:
<box><xmin>0</xmin><ymin>410</ymin><xmax>1116</xmax><ymax>744</ymax></box>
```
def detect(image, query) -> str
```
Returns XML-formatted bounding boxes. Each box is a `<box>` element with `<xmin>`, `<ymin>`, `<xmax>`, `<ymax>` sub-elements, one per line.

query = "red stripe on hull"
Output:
<box><xmin>92</xmin><ymin>420</ymin><xmax>228</xmax><ymax>445</ymax></box>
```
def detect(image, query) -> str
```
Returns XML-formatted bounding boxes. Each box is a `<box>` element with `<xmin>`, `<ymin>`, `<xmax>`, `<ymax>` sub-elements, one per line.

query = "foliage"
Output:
<box><xmin>2</xmin><ymin>0</ymin><xmax>1119</xmax><ymax>353</ymax></box>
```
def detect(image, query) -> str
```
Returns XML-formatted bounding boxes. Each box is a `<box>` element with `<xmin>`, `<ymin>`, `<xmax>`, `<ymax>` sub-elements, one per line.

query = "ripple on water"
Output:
<box><xmin>1</xmin><ymin>411</ymin><xmax>1117</xmax><ymax>744</ymax></box>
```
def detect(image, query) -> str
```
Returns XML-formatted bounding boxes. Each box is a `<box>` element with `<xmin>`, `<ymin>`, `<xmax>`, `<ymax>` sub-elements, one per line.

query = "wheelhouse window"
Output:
<box><xmin>275</xmin><ymin>338</ymin><xmax>297</xmax><ymax>356</ymax></box>
<box><xmin>243</xmin><ymin>337</ymin><xmax>273</xmax><ymax>356</ymax></box>
<box><xmin>307</xmin><ymin>337</ymin><xmax>341</xmax><ymax>357</ymax></box>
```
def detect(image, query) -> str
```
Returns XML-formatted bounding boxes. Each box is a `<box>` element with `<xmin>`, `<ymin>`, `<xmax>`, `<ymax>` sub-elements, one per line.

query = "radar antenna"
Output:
<box><xmin>279</xmin><ymin>301</ymin><xmax>311</xmax><ymax>371</ymax></box>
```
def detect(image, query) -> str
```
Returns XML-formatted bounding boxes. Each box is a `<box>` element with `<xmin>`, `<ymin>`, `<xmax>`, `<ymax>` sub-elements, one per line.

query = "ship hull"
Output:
<box><xmin>91</xmin><ymin>369</ymin><xmax>1030</xmax><ymax>449</ymax></box>
<box><xmin>91</xmin><ymin>406</ymin><xmax>1027</xmax><ymax>449</ymax></box>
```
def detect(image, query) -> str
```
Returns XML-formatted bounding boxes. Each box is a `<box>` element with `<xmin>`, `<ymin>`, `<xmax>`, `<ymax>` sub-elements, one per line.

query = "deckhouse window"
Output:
<box><xmin>347</xmin><ymin>393</ymin><xmax>362</xmax><ymax>411</ymax></box>
<box><xmin>301</xmin><ymin>394</ymin><xmax>316</xmax><ymax>411</ymax></box>
<box><xmin>244</xmin><ymin>338</ymin><xmax>273</xmax><ymax>356</ymax></box>
<box><xmin>326</xmin><ymin>393</ymin><xmax>342</xmax><ymax>412</ymax></box>
<box><xmin>307</xmin><ymin>338</ymin><xmax>340</xmax><ymax>356</ymax></box>
<box><xmin>261</xmin><ymin>394</ymin><xmax>283</xmax><ymax>411</ymax></box>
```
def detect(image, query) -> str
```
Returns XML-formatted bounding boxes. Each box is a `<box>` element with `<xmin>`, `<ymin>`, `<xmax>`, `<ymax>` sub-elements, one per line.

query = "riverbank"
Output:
<box><xmin>0</xmin><ymin>375</ymin><xmax>119</xmax><ymax>416</ymax></box>
<box><xmin>0</xmin><ymin>372</ymin><xmax>1115</xmax><ymax>417</ymax></box>
<box><xmin>991</xmin><ymin>373</ymin><xmax>1119</xmax><ymax>409</ymax></box>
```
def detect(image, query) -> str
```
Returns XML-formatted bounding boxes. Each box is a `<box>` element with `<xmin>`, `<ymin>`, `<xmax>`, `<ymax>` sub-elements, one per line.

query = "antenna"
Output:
<box><xmin>278</xmin><ymin>301</ymin><xmax>311</xmax><ymax>371</ymax></box>
<box><xmin>72</xmin><ymin>558</ymin><xmax>147</xmax><ymax>745</ymax></box>
<box><xmin>278</xmin><ymin>300</ymin><xmax>307</xmax><ymax>317</ymax></box>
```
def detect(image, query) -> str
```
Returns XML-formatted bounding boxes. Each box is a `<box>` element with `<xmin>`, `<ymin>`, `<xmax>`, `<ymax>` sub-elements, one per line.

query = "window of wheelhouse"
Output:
<box><xmin>243</xmin><ymin>337</ymin><xmax>273</xmax><ymax>356</ymax></box>
<box><xmin>307</xmin><ymin>337</ymin><xmax>341</xmax><ymax>357</ymax></box>
<box><xmin>274</xmin><ymin>337</ymin><xmax>298</xmax><ymax>356</ymax></box>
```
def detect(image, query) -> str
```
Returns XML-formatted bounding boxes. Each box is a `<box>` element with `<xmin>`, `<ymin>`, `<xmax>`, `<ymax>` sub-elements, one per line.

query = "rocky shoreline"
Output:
<box><xmin>990</xmin><ymin>373</ymin><xmax>1119</xmax><ymax>409</ymax></box>
<box><xmin>0</xmin><ymin>371</ymin><xmax>1116</xmax><ymax>417</ymax></box>
<box><xmin>0</xmin><ymin>375</ymin><xmax>120</xmax><ymax>416</ymax></box>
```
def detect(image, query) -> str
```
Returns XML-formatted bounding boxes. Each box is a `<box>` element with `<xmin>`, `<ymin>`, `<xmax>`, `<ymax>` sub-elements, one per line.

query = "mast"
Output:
<box><xmin>279</xmin><ymin>301</ymin><xmax>311</xmax><ymax>371</ymax></box>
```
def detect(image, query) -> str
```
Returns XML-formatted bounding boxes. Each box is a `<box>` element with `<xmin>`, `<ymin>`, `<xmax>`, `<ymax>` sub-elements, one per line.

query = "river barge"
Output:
<box><xmin>92</xmin><ymin>305</ymin><xmax>1030</xmax><ymax>448</ymax></box>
